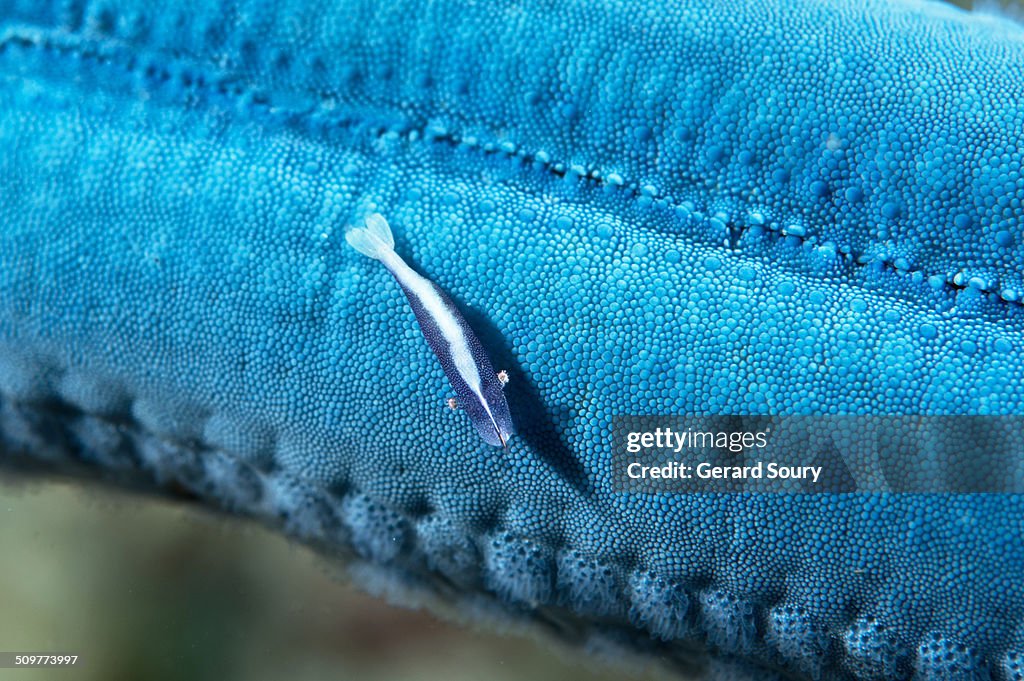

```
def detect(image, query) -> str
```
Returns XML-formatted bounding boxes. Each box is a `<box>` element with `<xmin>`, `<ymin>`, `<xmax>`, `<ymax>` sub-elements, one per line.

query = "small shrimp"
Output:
<box><xmin>345</xmin><ymin>213</ymin><xmax>514</xmax><ymax>448</ymax></box>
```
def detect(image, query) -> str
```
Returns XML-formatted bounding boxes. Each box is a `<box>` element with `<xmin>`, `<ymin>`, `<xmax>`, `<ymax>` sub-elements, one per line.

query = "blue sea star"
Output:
<box><xmin>2</xmin><ymin>0</ymin><xmax>1024</xmax><ymax>679</ymax></box>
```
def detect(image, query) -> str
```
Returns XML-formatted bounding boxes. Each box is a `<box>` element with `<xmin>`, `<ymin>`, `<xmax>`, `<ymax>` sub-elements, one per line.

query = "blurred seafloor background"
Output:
<box><xmin>0</xmin><ymin>479</ymin><xmax>660</xmax><ymax>681</ymax></box>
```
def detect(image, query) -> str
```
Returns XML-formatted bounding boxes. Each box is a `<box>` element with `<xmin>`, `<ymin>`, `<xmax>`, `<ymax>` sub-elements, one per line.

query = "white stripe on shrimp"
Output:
<box><xmin>345</xmin><ymin>213</ymin><xmax>514</xmax><ymax>447</ymax></box>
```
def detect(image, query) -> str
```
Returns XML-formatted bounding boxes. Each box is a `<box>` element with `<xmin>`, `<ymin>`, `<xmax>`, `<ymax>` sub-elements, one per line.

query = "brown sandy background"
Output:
<box><xmin>0</xmin><ymin>479</ymin><xmax>662</xmax><ymax>681</ymax></box>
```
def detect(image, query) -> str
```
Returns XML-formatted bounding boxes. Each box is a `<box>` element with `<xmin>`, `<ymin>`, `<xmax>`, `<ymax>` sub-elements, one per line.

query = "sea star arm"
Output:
<box><xmin>2</xmin><ymin>1</ymin><xmax>1024</xmax><ymax>679</ymax></box>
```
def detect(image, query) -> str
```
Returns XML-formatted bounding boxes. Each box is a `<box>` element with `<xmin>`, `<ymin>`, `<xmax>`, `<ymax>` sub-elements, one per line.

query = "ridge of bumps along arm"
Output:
<box><xmin>1</xmin><ymin>0</ymin><xmax>1024</xmax><ymax>679</ymax></box>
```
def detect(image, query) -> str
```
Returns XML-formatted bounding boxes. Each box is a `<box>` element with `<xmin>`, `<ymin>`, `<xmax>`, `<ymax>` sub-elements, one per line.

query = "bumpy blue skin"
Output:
<box><xmin>2</xmin><ymin>0</ymin><xmax>1024</xmax><ymax>679</ymax></box>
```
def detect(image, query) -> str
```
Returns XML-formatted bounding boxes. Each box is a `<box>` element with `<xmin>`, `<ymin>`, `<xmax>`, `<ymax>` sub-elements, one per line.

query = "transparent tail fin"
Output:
<box><xmin>345</xmin><ymin>213</ymin><xmax>396</xmax><ymax>260</ymax></box>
